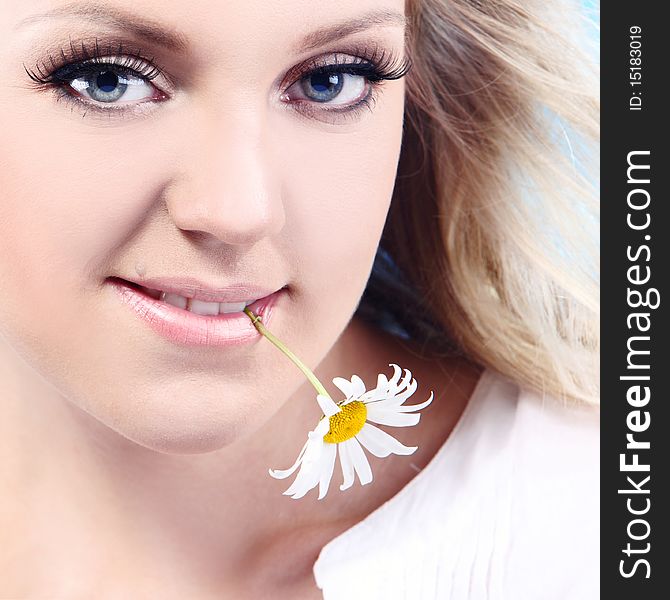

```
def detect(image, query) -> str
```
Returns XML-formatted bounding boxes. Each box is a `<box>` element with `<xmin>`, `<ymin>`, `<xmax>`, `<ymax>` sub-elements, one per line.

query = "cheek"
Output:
<box><xmin>279</xmin><ymin>88</ymin><xmax>405</xmax><ymax>293</ymax></box>
<box><xmin>0</xmin><ymin>113</ymin><xmax>157</xmax><ymax>324</ymax></box>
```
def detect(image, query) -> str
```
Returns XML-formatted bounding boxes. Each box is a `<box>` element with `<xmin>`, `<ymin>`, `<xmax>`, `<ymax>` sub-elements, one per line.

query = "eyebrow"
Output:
<box><xmin>291</xmin><ymin>9</ymin><xmax>408</xmax><ymax>53</ymax></box>
<box><xmin>15</xmin><ymin>3</ymin><xmax>190</xmax><ymax>52</ymax></box>
<box><xmin>16</xmin><ymin>3</ymin><xmax>406</xmax><ymax>55</ymax></box>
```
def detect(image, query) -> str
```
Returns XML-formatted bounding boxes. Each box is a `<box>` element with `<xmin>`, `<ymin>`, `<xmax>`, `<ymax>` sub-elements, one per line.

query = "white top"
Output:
<box><xmin>312</xmin><ymin>368</ymin><xmax>600</xmax><ymax>599</ymax></box>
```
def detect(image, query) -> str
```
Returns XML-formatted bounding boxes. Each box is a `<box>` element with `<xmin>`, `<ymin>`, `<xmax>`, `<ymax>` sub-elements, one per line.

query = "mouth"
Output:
<box><xmin>106</xmin><ymin>277</ymin><xmax>284</xmax><ymax>347</ymax></box>
<box><xmin>116</xmin><ymin>279</ymin><xmax>257</xmax><ymax>316</ymax></box>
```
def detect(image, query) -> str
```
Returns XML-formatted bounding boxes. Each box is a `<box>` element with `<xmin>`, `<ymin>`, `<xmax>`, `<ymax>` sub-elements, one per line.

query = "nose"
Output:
<box><xmin>165</xmin><ymin>113</ymin><xmax>285</xmax><ymax>247</ymax></box>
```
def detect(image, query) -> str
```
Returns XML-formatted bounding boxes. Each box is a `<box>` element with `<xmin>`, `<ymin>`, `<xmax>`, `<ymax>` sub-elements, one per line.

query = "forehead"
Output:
<box><xmin>10</xmin><ymin>0</ymin><xmax>407</xmax><ymax>56</ymax></box>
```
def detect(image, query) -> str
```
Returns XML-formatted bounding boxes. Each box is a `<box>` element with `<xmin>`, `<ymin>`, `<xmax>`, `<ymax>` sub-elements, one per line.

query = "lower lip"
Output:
<box><xmin>108</xmin><ymin>278</ymin><xmax>282</xmax><ymax>347</ymax></box>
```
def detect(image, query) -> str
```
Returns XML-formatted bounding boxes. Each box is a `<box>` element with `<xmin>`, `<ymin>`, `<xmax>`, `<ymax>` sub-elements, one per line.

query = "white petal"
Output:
<box><xmin>393</xmin><ymin>390</ymin><xmax>434</xmax><ymax>412</ymax></box>
<box><xmin>368</xmin><ymin>390</ymin><xmax>434</xmax><ymax>413</ymax></box>
<box><xmin>364</xmin><ymin>389</ymin><xmax>387</xmax><ymax>402</ymax></box>
<box><xmin>282</xmin><ymin>432</ymin><xmax>326</xmax><ymax>498</ymax></box>
<box><xmin>356</xmin><ymin>423</ymin><xmax>417</xmax><ymax>457</ymax></box>
<box><xmin>282</xmin><ymin>445</ymin><xmax>324</xmax><ymax>499</ymax></box>
<box><xmin>355</xmin><ymin>425</ymin><xmax>393</xmax><ymax>458</ymax></box>
<box><xmin>283</xmin><ymin>471</ymin><xmax>318</xmax><ymax>499</ymax></box>
<box><xmin>268</xmin><ymin>439</ymin><xmax>309</xmax><ymax>480</ymax></box>
<box><xmin>365</xmin><ymin>405</ymin><xmax>421</xmax><ymax>427</ymax></box>
<box><xmin>363</xmin><ymin>374</ymin><xmax>389</xmax><ymax>402</ymax></box>
<box><xmin>338</xmin><ymin>440</ymin><xmax>355</xmax><ymax>491</ymax></box>
<box><xmin>317</xmin><ymin>442</ymin><xmax>337</xmax><ymax>500</ymax></box>
<box><xmin>317</xmin><ymin>394</ymin><xmax>340</xmax><ymax>417</ymax></box>
<box><xmin>376</xmin><ymin>372</ymin><xmax>389</xmax><ymax>392</ymax></box>
<box><xmin>394</xmin><ymin>368</ymin><xmax>413</xmax><ymax>395</ymax></box>
<box><xmin>309</xmin><ymin>417</ymin><xmax>331</xmax><ymax>440</ymax></box>
<box><xmin>387</xmin><ymin>363</ymin><xmax>402</xmax><ymax>388</ymax></box>
<box><xmin>347</xmin><ymin>437</ymin><xmax>373</xmax><ymax>485</ymax></box>
<box><xmin>350</xmin><ymin>374</ymin><xmax>366</xmax><ymax>398</ymax></box>
<box><xmin>332</xmin><ymin>377</ymin><xmax>354</xmax><ymax>399</ymax></box>
<box><xmin>387</xmin><ymin>377</ymin><xmax>418</xmax><ymax>404</ymax></box>
<box><xmin>284</xmin><ymin>468</ymin><xmax>319</xmax><ymax>500</ymax></box>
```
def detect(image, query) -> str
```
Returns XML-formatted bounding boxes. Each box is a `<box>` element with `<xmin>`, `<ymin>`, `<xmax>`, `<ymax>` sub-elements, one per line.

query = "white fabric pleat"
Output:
<box><xmin>312</xmin><ymin>369</ymin><xmax>600</xmax><ymax>600</ymax></box>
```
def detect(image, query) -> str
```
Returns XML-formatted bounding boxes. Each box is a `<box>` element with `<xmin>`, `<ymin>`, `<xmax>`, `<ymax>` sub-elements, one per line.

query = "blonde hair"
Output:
<box><xmin>385</xmin><ymin>0</ymin><xmax>599</xmax><ymax>405</ymax></box>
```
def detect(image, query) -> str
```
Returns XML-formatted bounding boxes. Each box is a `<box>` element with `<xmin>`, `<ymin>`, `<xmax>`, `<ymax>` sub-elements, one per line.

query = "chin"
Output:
<box><xmin>73</xmin><ymin>393</ymin><xmax>259</xmax><ymax>456</ymax></box>
<box><xmin>124</xmin><ymin>424</ymin><xmax>239</xmax><ymax>454</ymax></box>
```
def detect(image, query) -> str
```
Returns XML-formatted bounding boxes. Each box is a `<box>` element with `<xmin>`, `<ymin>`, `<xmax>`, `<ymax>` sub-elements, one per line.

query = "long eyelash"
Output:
<box><xmin>304</xmin><ymin>51</ymin><xmax>411</xmax><ymax>83</ymax></box>
<box><xmin>285</xmin><ymin>43</ymin><xmax>412</xmax><ymax>90</ymax></box>
<box><xmin>23</xmin><ymin>37</ymin><xmax>164</xmax><ymax>88</ymax></box>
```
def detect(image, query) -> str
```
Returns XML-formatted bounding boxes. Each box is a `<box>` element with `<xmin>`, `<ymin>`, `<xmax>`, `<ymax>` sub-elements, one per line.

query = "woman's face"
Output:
<box><xmin>0</xmin><ymin>0</ymin><xmax>407</xmax><ymax>452</ymax></box>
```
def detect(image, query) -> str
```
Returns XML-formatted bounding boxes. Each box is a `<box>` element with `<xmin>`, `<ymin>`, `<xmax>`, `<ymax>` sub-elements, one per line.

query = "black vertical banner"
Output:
<box><xmin>601</xmin><ymin>3</ymin><xmax>669</xmax><ymax>597</ymax></box>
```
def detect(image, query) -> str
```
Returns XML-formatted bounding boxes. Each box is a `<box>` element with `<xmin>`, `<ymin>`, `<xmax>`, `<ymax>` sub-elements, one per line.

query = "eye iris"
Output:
<box><xmin>82</xmin><ymin>69</ymin><xmax>128</xmax><ymax>103</ymax></box>
<box><xmin>301</xmin><ymin>72</ymin><xmax>344</xmax><ymax>102</ymax></box>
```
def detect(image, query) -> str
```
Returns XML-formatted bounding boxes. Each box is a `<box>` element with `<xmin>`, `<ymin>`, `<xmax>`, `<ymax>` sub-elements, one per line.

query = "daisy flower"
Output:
<box><xmin>271</xmin><ymin>364</ymin><xmax>434</xmax><ymax>500</ymax></box>
<box><xmin>244</xmin><ymin>308</ymin><xmax>434</xmax><ymax>500</ymax></box>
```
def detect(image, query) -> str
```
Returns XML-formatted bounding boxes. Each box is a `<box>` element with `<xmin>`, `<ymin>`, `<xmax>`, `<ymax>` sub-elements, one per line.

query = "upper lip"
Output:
<box><xmin>111</xmin><ymin>276</ymin><xmax>283</xmax><ymax>304</ymax></box>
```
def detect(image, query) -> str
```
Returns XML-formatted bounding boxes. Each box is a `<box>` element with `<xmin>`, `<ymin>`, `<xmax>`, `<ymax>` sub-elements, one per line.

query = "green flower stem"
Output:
<box><xmin>244</xmin><ymin>307</ymin><xmax>331</xmax><ymax>399</ymax></box>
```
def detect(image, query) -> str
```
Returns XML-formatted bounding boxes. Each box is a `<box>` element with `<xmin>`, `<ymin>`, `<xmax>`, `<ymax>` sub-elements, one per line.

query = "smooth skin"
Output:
<box><xmin>0</xmin><ymin>1</ymin><xmax>482</xmax><ymax>597</ymax></box>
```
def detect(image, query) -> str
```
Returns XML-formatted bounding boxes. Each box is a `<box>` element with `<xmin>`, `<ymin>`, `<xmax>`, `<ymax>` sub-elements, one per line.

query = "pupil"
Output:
<box><xmin>303</xmin><ymin>72</ymin><xmax>343</xmax><ymax>102</ymax></box>
<box><xmin>311</xmin><ymin>73</ymin><xmax>339</xmax><ymax>93</ymax></box>
<box><xmin>96</xmin><ymin>71</ymin><xmax>119</xmax><ymax>93</ymax></box>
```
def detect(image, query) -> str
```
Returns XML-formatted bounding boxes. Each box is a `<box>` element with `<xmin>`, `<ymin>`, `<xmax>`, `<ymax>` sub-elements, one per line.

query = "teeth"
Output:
<box><xmin>219</xmin><ymin>301</ymin><xmax>248</xmax><ymax>314</ymax></box>
<box><xmin>153</xmin><ymin>289</ymin><xmax>254</xmax><ymax>315</ymax></box>
<box><xmin>188</xmin><ymin>298</ymin><xmax>221</xmax><ymax>315</ymax></box>
<box><xmin>160</xmin><ymin>292</ymin><xmax>187</xmax><ymax>309</ymax></box>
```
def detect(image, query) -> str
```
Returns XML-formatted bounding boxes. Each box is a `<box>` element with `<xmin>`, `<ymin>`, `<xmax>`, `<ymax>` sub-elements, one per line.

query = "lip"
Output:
<box><xmin>120</xmin><ymin>275</ymin><xmax>279</xmax><ymax>304</ymax></box>
<box><xmin>107</xmin><ymin>277</ymin><xmax>284</xmax><ymax>347</ymax></box>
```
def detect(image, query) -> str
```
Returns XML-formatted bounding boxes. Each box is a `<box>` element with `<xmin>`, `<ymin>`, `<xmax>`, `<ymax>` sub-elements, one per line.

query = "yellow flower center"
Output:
<box><xmin>323</xmin><ymin>400</ymin><xmax>367</xmax><ymax>444</ymax></box>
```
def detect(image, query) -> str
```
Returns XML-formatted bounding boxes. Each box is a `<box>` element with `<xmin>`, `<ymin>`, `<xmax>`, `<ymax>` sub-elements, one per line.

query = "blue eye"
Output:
<box><xmin>68</xmin><ymin>67</ymin><xmax>155</xmax><ymax>104</ymax></box>
<box><xmin>23</xmin><ymin>44</ymin><xmax>168</xmax><ymax>116</ymax></box>
<box><xmin>295</xmin><ymin>71</ymin><xmax>367</xmax><ymax>105</ymax></box>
